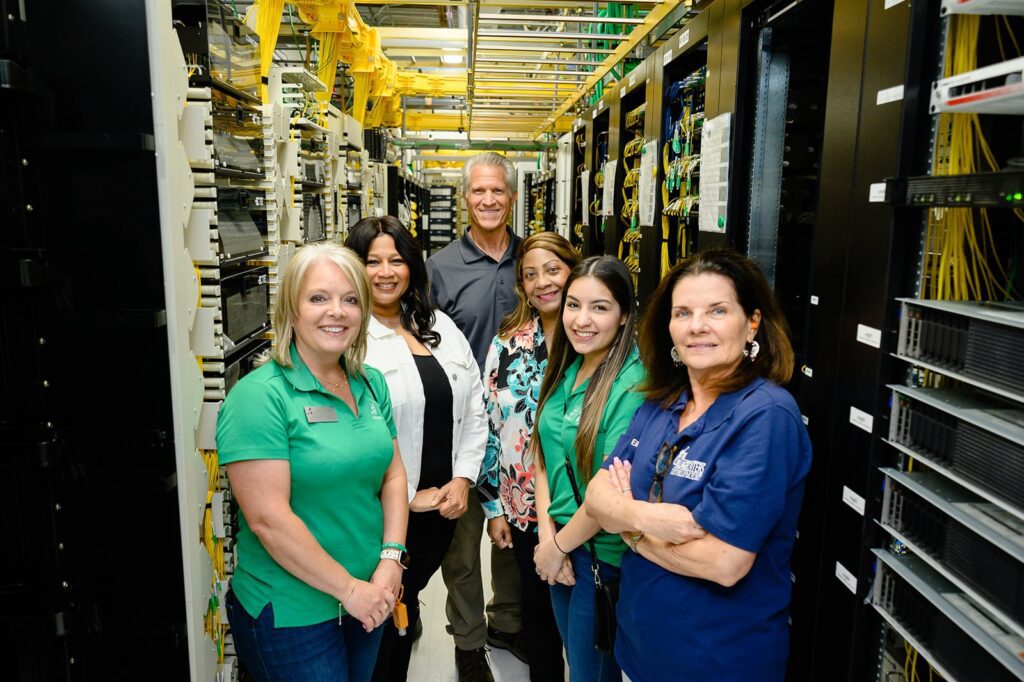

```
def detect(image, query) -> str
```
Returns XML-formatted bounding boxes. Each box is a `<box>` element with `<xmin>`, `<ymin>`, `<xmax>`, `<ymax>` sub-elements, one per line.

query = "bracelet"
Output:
<box><xmin>382</xmin><ymin>541</ymin><xmax>408</xmax><ymax>553</ymax></box>
<box><xmin>340</xmin><ymin>580</ymin><xmax>357</xmax><ymax>607</ymax></box>
<box><xmin>628</xmin><ymin>531</ymin><xmax>645</xmax><ymax>553</ymax></box>
<box><xmin>552</xmin><ymin>533</ymin><xmax>569</xmax><ymax>555</ymax></box>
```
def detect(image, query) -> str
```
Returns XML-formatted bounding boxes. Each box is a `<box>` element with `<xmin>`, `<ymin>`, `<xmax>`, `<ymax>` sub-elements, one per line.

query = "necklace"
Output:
<box><xmin>317</xmin><ymin>371</ymin><xmax>348</xmax><ymax>392</ymax></box>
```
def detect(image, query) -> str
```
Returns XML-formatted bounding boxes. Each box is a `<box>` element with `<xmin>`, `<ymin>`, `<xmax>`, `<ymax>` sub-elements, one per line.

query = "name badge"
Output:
<box><xmin>304</xmin><ymin>406</ymin><xmax>338</xmax><ymax>423</ymax></box>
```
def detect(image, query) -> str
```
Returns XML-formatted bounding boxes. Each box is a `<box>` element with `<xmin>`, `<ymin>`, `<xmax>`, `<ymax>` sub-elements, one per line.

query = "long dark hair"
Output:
<box><xmin>532</xmin><ymin>256</ymin><xmax>638</xmax><ymax>484</ymax></box>
<box><xmin>639</xmin><ymin>249</ymin><xmax>794</xmax><ymax>406</ymax></box>
<box><xmin>345</xmin><ymin>216</ymin><xmax>441</xmax><ymax>348</ymax></box>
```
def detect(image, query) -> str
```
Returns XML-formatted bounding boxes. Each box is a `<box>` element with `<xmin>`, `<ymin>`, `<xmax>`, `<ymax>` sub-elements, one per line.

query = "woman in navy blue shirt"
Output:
<box><xmin>586</xmin><ymin>249</ymin><xmax>812</xmax><ymax>682</ymax></box>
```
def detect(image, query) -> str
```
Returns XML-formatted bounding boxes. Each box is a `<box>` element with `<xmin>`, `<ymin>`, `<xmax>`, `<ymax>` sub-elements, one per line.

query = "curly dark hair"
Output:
<box><xmin>345</xmin><ymin>216</ymin><xmax>441</xmax><ymax>348</ymax></box>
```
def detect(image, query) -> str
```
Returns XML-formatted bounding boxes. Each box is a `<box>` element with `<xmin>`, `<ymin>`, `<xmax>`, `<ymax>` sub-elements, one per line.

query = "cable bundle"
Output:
<box><xmin>923</xmin><ymin>15</ymin><xmax>1018</xmax><ymax>302</ymax></box>
<box><xmin>660</xmin><ymin>67</ymin><xmax>707</xmax><ymax>276</ymax></box>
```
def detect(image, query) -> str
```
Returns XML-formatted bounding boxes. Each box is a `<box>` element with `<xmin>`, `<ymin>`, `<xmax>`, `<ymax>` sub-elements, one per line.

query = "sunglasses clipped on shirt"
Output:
<box><xmin>648</xmin><ymin>441</ymin><xmax>681</xmax><ymax>504</ymax></box>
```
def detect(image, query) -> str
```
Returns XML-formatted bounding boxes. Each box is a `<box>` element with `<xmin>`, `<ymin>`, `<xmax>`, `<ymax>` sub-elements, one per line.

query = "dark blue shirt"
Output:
<box><xmin>427</xmin><ymin>228</ymin><xmax>520</xmax><ymax>370</ymax></box>
<box><xmin>606</xmin><ymin>378</ymin><xmax>812</xmax><ymax>681</ymax></box>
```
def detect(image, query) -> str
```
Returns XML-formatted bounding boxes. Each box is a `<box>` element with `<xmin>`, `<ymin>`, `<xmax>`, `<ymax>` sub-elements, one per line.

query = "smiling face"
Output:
<box><xmin>293</xmin><ymin>258</ymin><xmax>363</xmax><ymax>366</ymax></box>
<box><xmin>364</xmin><ymin>234</ymin><xmax>410</xmax><ymax>314</ymax></box>
<box><xmin>466</xmin><ymin>163</ymin><xmax>515</xmax><ymax>235</ymax></box>
<box><xmin>669</xmin><ymin>272</ymin><xmax>761</xmax><ymax>384</ymax></box>
<box><xmin>562</xmin><ymin>275</ymin><xmax>625</xmax><ymax>363</ymax></box>
<box><xmin>521</xmin><ymin>247</ymin><xmax>572</xmax><ymax>320</ymax></box>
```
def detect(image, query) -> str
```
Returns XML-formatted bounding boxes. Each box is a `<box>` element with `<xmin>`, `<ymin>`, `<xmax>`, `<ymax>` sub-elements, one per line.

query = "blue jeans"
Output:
<box><xmin>226</xmin><ymin>589</ymin><xmax>385</xmax><ymax>682</ymax></box>
<box><xmin>549</xmin><ymin>546</ymin><xmax>621</xmax><ymax>682</ymax></box>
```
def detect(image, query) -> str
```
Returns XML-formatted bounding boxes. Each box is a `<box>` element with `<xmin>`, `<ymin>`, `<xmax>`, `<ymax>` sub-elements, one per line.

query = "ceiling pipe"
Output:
<box><xmin>478</xmin><ymin>13</ymin><xmax>645</xmax><ymax>25</ymax></box>
<box><xmin>392</xmin><ymin>138</ymin><xmax>557</xmax><ymax>151</ymax></box>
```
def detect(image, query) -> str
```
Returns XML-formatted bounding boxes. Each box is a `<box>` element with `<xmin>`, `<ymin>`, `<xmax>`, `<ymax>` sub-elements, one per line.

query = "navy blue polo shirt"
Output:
<box><xmin>606</xmin><ymin>378</ymin><xmax>812</xmax><ymax>681</ymax></box>
<box><xmin>427</xmin><ymin>228</ymin><xmax>520</xmax><ymax>370</ymax></box>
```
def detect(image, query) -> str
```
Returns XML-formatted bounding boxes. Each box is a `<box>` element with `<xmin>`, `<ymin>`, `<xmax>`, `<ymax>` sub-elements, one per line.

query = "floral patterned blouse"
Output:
<box><xmin>477</xmin><ymin>316</ymin><xmax>548</xmax><ymax>532</ymax></box>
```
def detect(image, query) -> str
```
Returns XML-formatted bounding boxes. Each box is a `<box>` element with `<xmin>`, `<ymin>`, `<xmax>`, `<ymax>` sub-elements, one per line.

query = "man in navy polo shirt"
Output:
<box><xmin>427</xmin><ymin>152</ymin><xmax>524</xmax><ymax>682</ymax></box>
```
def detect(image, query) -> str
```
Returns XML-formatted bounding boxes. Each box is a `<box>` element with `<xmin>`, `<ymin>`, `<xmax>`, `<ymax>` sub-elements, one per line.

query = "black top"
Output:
<box><xmin>413</xmin><ymin>353</ymin><xmax>454</xmax><ymax>489</ymax></box>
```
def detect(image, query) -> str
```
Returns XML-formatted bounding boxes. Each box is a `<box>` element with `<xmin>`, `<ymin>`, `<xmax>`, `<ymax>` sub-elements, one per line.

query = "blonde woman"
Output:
<box><xmin>217</xmin><ymin>243</ymin><xmax>409</xmax><ymax>682</ymax></box>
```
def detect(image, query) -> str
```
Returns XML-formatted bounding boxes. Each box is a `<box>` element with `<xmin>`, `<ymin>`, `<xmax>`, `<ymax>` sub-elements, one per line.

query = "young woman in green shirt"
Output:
<box><xmin>531</xmin><ymin>256</ymin><xmax>646</xmax><ymax>682</ymax></box>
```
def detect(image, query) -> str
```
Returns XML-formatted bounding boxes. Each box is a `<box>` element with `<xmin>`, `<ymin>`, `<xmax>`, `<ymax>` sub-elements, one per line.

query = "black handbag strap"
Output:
<box><xmin>562</xmin><ymin>453</ymin><xmax>603</xmax><ymax>589</ymax></box>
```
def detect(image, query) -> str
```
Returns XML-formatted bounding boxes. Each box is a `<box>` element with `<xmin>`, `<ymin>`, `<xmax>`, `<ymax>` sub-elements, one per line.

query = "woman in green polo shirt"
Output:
<box><xmin>216</xmin><ymin>243</ymin><xmax>409</xmax><ymax>682</ymax></box>
<box><xmin>531</xmin><ymin>256</ymin><xmax>646</xmax><ymax>682</ymax></box>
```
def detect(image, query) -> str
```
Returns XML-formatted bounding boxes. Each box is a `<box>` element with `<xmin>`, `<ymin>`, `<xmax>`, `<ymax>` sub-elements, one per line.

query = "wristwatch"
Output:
<box><xmin>380</xmin><ymin>547</ymin><xmax>411</xmax><ymax>569</ymax></box>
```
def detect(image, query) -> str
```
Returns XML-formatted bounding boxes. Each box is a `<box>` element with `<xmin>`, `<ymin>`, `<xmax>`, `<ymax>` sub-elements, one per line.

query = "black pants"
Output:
<box><xmin>372</xmin><ymin>509</ymin><xmax>457</xmax><ymax>682</ymax></box>
<box><xmin>510</xmin><ymin>524</ymin><xmax>566</xmax><ymax>682</ymax></box>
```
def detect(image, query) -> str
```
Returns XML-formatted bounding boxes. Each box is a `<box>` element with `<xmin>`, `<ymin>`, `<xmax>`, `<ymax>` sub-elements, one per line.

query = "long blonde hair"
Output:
<box><xmin>271</xmin><ymin>243</ymin><xmax>372</xmax><ymax>374</ymax></box>
<box><xmin>498</xmin><ymin>232</ymin><xmax>580</xmax><ymax>341</ymax></box>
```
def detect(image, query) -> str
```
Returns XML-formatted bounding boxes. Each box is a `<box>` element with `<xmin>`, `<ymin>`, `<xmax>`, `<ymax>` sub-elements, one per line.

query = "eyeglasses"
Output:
<box><xmin>648</xmin><ymin>441</ymin><xmax>680</xmax><ymax>503</ymax></box>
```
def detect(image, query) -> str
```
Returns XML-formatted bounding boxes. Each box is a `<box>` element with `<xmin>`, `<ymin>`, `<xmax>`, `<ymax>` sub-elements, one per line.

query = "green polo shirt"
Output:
<box><xmin>216</xmin><ymin>344</ymin><xmax>397</xmax><ymax>627</ymax></box>
<box><xmin>539</xmin><ymin>345</ymin><xmax>646</xmax><ymax>567</ymax></box>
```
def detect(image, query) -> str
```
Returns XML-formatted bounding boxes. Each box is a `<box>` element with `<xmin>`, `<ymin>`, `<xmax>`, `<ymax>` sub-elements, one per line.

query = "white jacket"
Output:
<box><xmin>365</xmin><ymin>312</ymin><xmax>488</xmax><ymax>502</ymax></box>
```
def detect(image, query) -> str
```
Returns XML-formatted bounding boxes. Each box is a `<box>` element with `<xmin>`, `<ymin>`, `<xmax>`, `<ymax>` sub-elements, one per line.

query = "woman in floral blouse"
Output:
<box><xmin>478</xmin><ymin>232</ymin><xmax>579</xmax><ymax>681</ymax></box>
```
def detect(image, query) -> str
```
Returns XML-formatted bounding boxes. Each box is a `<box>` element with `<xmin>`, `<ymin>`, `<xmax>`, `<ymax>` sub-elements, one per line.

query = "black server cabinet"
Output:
<box><xmin>1</xmin><ymin>1</ymin><xmax>189</xmax><ymax>679</ymax></box>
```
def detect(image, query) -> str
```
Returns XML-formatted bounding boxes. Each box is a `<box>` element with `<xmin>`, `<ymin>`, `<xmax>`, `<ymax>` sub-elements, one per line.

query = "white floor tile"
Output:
<box><xmin>407</xmin><ymin>534</ymin><xmax>532</xmax><ymax>681</ymax></box>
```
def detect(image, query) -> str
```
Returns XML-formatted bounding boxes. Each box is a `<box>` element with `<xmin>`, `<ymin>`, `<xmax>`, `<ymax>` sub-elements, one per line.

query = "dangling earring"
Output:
<box><xmin>743</xmin><ymin>340</ymin><xmax>761</xmax><ymax>362</ymax></box>
<box><xmin>670</xmin><ymin>347</ymin><xmax>683</xmax><ymax>366</ymax></box>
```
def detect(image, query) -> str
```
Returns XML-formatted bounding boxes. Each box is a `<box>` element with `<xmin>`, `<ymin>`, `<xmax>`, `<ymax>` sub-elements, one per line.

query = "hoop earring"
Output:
<box><xmin>743</xmin><ymin>340</ymin><xmax>761</xmax><ymax>362</ymax></box>
<box><xmin>670</xmin><ymin>347</ymin><xmax>683</xmax><ymax>366</ymax></box>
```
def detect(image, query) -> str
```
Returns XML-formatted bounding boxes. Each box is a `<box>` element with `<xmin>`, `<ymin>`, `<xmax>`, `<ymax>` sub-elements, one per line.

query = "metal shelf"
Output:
<box><xmin>880</xmin><ymin>468</ymin><xmax>1024</xmax><ymax>564</ymax></box>
<box><xmin>876</xmin><ymin>519</ymin><xmax>1024</xmax><ymax>638</ymax></box>
<box><xmin>896</xmin><ymin>298</ymin><xmax>1024</xmax><ymax>330</ymax></box>
<box><xmin>883</xmin><ymin>438</ymin><xmax>1024</xmax><ymax>525</ymax></box>
<box><xmin>873</xmin><ymin>549</ymin><xmax>1024</xmax><ymax>680</ymax></box>
<box><xmin>869</xmin><ymin>599</ymin><xmax>960</xmax><ymax>682</ymax></box>
<box><xmin>892</xmin><ymin>353</ymin><xmax>1024</xmax><ymax>406</ymax></box>
<box><xmin>889</xmin><ymin>385</ymin><xmax>1024</xmax><ymax>446</ymax></box>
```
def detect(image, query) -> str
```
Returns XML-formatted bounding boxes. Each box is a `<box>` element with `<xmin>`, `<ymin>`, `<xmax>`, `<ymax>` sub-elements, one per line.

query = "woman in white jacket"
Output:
<box><xmin>346</xmin><ymin>216</ymin><xmax>487</xmax><ymax>682</ymax></box>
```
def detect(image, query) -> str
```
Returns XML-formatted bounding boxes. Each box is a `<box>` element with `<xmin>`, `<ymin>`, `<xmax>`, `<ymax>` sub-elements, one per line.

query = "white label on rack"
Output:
<box><xmin>884</xmin><ymin>0</ymin><xmax>904</xmax><ymax>8</ymax></box>
<box><xmin>802</xmin><ymin>366</ymin><xmax>813</xmax><ymax>378</ymax></box>
<box><xmin>663</xmin><ymin>49</ymin><xmax>673</xmax><ymax>66</ymax></box>
<box><xmin>810</xmin><ymin>295</ymin><xmax>820</xmax><ymax>305</ymax></box>
<box><xmin>638</xmin><ymin>139</ymin><xmax>659</xmax><ymax>226</ymax></box>
<box><xmin>849</xmin><ymin>406</ymin><xmax>874</xmax><ymax>433</ymax></box>
<box><xmin>599</xmin><ymin>101</ymin><xmax>605</xmax><ymax>111</ymax></box>
<box><xmin>876</xmin><ymin>84</ymin><xmax>904</xmax><ymax>105</ymax></box>
<box><xmin>620</xmin><ymin>85</ymin><xmax>627</xmax><ymax>99</ymax></box>
<box><xmin>842</xmin><ymin>486</ymin><xmax>866</xmax><ymax>516</ymax></box>
<box><xmin>868</xmin><ymin>182</ymin><xmax>887</xmax><ymax>203</ymax></box>
<box><xmin>629</xmin><ymin>74</ymin><xmax>636</xmax><ymax>88</ymax></box>
<box><xmin>679</xmin><ymin>29</ymin><xmax>690</xmax><ymax>49</ymax></box>
<box><xmin>602</xmin><ymin>160</ymin><xmax>618</xmax><ymax>217</ymax></box>
<box><xmin>856</xmin><ymin>324</ymin><xmax>882</xmax><ymax>348</ymax></box>
<box><xmin>835</xmin><ymin>562</ymin><xmax>857</xmax><ymax>594</ymax></box>
<box><xmin>592</xmin><ymin>108</ymin><xmax>598</xmax><ymax>119</ymax></box>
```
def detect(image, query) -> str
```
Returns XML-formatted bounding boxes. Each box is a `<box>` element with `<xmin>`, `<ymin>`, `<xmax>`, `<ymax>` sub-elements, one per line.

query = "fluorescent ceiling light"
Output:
<box><xmin>441</xmin><ymin>53</ymin><xmax>464</xmax><ymax>65</ymax></box>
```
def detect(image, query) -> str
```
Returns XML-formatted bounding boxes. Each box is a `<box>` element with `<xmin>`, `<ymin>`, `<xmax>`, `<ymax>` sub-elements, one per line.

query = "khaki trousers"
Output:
<box><xmin>441</xmin><ymin>499</ymin><xmax>522</xmax><ymax>650</ymax></box>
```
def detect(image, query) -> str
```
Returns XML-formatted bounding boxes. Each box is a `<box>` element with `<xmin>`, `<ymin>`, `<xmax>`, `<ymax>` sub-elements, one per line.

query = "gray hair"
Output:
<box><xmin>271</xmin><ymin>242</ymin><xmax>372</xmax><ymax>375</ymax></box>
<box><xmin>461</xmin><ymin>152</ymin><xmax>517</xmax><ymax>195</ymax></box>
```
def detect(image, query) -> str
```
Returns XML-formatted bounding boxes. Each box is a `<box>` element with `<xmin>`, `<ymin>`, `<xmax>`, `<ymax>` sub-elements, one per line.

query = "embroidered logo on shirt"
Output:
<box><xmin>630</xmin><ymin>439</ymin><xmax>640</xmax><ymax>447</ymax></box>
<box><xmin>369</xmin><ymin>402</ymin><xmax>383</xmax><ymax>420</ymax></box>
<box><xmin>669</xmin><ymin>447</ymin><xmax>706</xmax><ymax>481</ymax></box>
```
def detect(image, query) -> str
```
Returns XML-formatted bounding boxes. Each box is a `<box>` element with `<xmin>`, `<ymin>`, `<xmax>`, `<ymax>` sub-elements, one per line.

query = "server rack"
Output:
<box><xmin>645</xmin><ymin>11</ymin><xmax>710</xmax><ymax>305</ymax></box>
<box><xmin>570</xmin><ymin>121</ymin><xmax>588</xmax><ymax>253</ymax></box>
<box><xmin>428</xmin><ymin>185</ymin><xmax>457</xmax><ymax>255</ymax></box>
